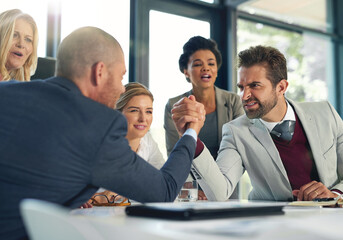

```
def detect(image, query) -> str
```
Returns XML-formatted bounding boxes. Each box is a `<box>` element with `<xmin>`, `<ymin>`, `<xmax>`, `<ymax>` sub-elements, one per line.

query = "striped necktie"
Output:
<box><xmin>271</xmin><ymin>120</ymin><xmax>295</xmax><ymax>141</ymax></box>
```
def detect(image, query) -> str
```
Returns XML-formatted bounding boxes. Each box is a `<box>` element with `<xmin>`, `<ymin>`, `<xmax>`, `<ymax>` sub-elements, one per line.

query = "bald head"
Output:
<box><xmin>56</xmin><ymin>26</ymin><xmax>123</xmax><ymax>80</ymax></box>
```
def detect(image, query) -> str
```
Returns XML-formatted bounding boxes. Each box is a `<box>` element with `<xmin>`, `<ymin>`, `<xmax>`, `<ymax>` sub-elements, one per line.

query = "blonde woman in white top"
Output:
<box><xmin>116</xmin><ymin>82</ymin><xmax>165</xmax><ymax>169</ymax></box>
<box><xmin>86</xmin><ymin>83</ymin><xmax>165</xmax><ymax>207</ymax></box>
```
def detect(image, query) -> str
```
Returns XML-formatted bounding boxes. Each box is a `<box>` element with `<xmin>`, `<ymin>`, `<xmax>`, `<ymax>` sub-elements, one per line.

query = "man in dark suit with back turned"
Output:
<box><xmin>0</xmin><ymin>26</ymin><xmax>205</xmax><ymax>240</ymax></box>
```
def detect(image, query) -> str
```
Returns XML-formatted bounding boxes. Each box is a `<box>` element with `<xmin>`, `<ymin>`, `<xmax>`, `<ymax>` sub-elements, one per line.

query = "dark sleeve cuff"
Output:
<box><xmin>331</xmin><ymin>189</ymin><xmax>343</xmax><ymax>195</ymax></box>
<box><xmin>194</xmin><ymin>137</ymin><xmax>204</xmax><ymax>158</ymax></box>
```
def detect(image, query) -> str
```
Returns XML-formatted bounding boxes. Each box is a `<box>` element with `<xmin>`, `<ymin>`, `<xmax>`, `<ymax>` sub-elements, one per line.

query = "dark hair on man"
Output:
<box><xmin>179</xmin><ymin>36</ymin><xmax>222</xmax><ymax>83</ymax></box>
<box><xmin>237</xmin><ymin>45</ymin><xmax>287</xmax><ymax>87</ymax></box>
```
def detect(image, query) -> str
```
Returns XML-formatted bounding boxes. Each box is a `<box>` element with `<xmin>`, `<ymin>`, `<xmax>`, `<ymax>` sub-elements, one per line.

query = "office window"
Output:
<box><xmin>0</xmin><ymin>0</ymin><xmax>48</xmax><ymax>57</ymax></box>
<box><xmin>60</xmin><ymin>0</ymin><xmax>130</xmax><ymax>84</ymax></box>
<box><xmin>200</xmin><ymin>0</ymin><xmax>216</xmax><ymax>3</ymax></box>
<box><xmin>237</xmin><ymin>19</ymin><xmax>333</xmax><ymax>103</ymax></box>
<box><xmin>149</xmin><ymin>10</ymin><xmax>210</xmax><ymax>158</ymax></box>
<box><xmin>184</xmin><ymin>0</ymin><xmax>218</xmax><ymax>4</ymax></box>
<box><xmin>238</xmin><ymin>0</ymin><xmax>333</xmax><ymax>33</ymax></box>
<box><xmin>195</xmin><ymin>0</ymin><xmax>217</xmax><ymax>3</ymax></box>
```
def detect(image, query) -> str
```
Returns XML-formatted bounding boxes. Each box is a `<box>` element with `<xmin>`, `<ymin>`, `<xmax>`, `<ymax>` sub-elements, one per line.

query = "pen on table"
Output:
<box><xmin>312</xmin><ymin>198</ymin><xmax>336</xmax><ymax>202</ymax></box>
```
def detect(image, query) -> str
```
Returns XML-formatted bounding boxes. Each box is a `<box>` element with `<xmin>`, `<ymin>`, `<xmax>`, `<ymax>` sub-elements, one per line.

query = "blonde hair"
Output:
<box><xmin>0</xmin><ymin>9</ymin><xmax>38</xmax><ymax>81</ymax></box>
<box><xmin>116</xmin><ymin>82</ymin><xmax>154</xmax><ymax>112</ymax></box>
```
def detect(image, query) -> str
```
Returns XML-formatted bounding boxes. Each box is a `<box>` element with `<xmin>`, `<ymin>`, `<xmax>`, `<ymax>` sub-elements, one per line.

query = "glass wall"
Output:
<box><xmin>238</xmin><ymin>0</ymin><xmax>332</xmax><ymax>32</ymax></box>
<box><xmin>60</xmin><ymin>0</ymin><xmax>130</xmax><ymax>84</ymax></box>
<box><xmin>237</xmin><ymin>19</ymin><xmax>334</xmax><ymax>104</ymax></box>
<box><xmin>149</xmin><ymin>10</ymin><xmax>210</xmax><ymax>158</ymax></box>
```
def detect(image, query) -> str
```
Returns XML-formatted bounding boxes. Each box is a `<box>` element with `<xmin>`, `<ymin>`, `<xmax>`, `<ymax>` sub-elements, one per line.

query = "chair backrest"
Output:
<box><xmin>20</xmin><ymin>199</ymin><xmax>175</xmax><ymax>240</ymax></box>
<box><xmin>31</xmin><ymin>57</ymin><xmax>56</xmax><ymax>80</ymax></box>
<box><xmin>20</xmin><ymin>199</ymin><xmax>104</xmax><ymax>240</ymax></box>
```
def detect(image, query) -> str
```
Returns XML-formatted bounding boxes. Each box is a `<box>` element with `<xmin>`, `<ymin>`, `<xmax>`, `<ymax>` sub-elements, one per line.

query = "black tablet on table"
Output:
<box><xmin>125</xmin><ymin>201</ymin><xmax>285</xmax><ymax>221</ymax></box>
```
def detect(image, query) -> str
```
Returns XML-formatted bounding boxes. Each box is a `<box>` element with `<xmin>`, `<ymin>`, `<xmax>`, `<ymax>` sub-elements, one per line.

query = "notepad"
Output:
<box><xmin>288</xmin><ymin>197</ymin><xmax>343</xmax><ymax>207</ymax></box>
<box><xmin>125</xmin><ymin>201</ymin><xmax>286</xmax><ymax>220</ymax></box>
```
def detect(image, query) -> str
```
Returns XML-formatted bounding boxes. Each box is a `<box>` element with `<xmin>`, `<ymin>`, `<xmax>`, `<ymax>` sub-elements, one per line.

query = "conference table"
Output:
<box><xmin>71</xmin><ymin>200</ymin><xmax>343</xmax><ymax>240</ymax></box>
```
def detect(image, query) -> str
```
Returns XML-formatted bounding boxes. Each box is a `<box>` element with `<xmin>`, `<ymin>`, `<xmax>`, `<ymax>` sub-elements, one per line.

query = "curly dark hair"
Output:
<box><xmin>179</xmin><ymin>36</ymin><xmax>222</xmax><ymax>83</ymax></box>
<box><xmin>237</xmin><ymin>45</ymin><xmax>287</xmax><ymax>87</ymax></box>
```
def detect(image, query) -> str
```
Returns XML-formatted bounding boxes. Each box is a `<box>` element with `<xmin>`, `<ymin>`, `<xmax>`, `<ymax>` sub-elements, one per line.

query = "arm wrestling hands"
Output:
<box><xmin>81</xmin><ymin>96</ymin><xmax>206</xmax><ymax>208</ymax></box>
<box><xmin>171</xmin><ymin>95</ymin><xmax>205</xmax><ymax>136</ymax></box>
<box><xmin>172</xmin><ymin>95</ymin><xmax>208</xmax><ymax>200</ymax></box>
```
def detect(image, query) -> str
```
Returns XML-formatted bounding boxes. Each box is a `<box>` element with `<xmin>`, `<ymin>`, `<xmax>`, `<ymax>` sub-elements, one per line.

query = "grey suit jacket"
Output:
<box><xmin>164</xmin><ymin>86</ymin><xmax>243</xmax><ymax>156</ymax></box>
<box><xmin>192</xmin><ymin>99</ymin><xmax>343</xmax><ymax>201</ymax></box>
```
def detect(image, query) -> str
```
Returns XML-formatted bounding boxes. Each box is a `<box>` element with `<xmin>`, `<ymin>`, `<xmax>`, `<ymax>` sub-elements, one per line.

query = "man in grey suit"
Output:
<box><xmin>0</xmin><ymin>27</ymin><xmax>205</xmax><ymax>240</ymax></box>
<box><xmin>172</xmin><ymin>45</ymin><xmax>343</xmax><ymax>202</ymax></box>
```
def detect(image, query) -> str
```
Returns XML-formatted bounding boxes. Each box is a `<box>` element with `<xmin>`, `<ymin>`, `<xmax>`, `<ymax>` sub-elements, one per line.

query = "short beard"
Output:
<box><xmin>244</xmin><ymin>91</ymin><xmax>278</xmax><ymax>119</ymax></box>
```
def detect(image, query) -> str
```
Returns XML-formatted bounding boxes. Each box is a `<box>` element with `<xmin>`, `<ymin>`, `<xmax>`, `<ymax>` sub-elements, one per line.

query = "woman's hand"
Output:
<box><xmin>198</xmin><ymin>190</ymin><xmax>208</xmax><ymax>200</ymax></box>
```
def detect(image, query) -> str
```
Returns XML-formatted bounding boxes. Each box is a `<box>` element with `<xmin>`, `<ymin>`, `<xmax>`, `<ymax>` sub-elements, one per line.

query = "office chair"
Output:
<box><xmin>20</xmin><ymin>198</ymin><xmax>172</xmax><ymax>240</ymax></box>
<box><xmin>31</xmin><ymin>57</ymin><xmax>56</xmax><ymax>80</ymax></box>
<box><xmin>20</xmin><ymin>199</ymin><xmax>104</xmax><ymax>240</ymax></box>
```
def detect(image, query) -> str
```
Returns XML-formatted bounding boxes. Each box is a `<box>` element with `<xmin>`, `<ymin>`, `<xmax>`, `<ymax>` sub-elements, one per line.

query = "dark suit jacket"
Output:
<box><xmin>0</xmin><ymin>77</ymin><xmax>196</xmax><ymax>240</ymax></box>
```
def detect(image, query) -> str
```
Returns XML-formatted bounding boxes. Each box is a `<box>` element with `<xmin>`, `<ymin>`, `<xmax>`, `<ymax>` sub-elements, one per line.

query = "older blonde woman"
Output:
<box><xmin>0</xmin><ymin>9</ymin><xmax>38</xmax><ymax>81</ymax></box>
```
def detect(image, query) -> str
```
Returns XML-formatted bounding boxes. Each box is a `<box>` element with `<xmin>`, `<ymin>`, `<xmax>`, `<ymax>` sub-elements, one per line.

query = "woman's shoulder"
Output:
<box><xmin>214</xmin><ymin>86</ymin><xmax>240</xmax><ymax>101</ymax></box>
<box><xmin>215</xmin><ymin>86</ymin><xmax>238</xmax><ymax>96</ymax></box>
<box><xmin>167</xmin><ymin>90</ymin><xmax>192</xmax><ymax>106</ymax></box>
<box><xmin>214</xmin><ymin>86</ymin><xmax>243</xmax><ymax>116</ymax></box>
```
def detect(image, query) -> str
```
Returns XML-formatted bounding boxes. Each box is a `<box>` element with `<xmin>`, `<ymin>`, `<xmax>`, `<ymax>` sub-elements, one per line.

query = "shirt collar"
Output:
<box><xmin>260</xmin><ymin>100</ymin><xmax>296</xmax><ymax>132</ymax></box>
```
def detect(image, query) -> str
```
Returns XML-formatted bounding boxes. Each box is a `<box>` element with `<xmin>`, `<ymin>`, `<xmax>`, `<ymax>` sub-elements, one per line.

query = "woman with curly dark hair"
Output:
<box><xmin>164</xmin><ymin>36</ymin><xmax>243</xmax><ymax>160</ymax></box>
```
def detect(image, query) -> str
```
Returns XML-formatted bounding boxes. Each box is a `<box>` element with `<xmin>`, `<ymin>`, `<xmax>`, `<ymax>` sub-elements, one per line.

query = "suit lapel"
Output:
<box><xmin>288</xmin><ymin>100</ymin><xmax>325</xmax><ymax>180</ymax></box>
<box><xmin>249</xmin><ymin>119</ymin><xmax>289</xmax><ymax>180</ymax></box>
<box><xmin>215</xmin><ymin>87</ymin><xmax>227</xmax><ymax>145</ymax></box>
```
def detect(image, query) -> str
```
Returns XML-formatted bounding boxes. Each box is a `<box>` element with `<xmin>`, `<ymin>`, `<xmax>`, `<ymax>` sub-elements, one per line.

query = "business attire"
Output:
<box><xmin>164</xmin><ymin>86</ymin><xmax>243</xmax><ymax>157</ymax></box>
<box><xmin>0</xmin><ymin>77</ymin><xmax>196</xmax><ymax>240</ymax></box>
<box><xmin>191</xmin><ymin>99</ymin><xmax>343</xmax><ymax>201</ymax></box>
<box><xmin>98</xmin><ymin>131</ymin><xmax>166</xmax><ymax>193</ymax></box>
<box><xmin>137</xmin><ymin>132</ymin><xmax>165</xmax><ymax>169</ymax></box>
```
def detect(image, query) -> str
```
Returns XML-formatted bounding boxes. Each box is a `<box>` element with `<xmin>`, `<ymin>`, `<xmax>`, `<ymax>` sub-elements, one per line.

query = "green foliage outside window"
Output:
<box><xmin>237</xmin><ymin>19</ymin><xmax>328</xmax><ymax>102</ymax></box>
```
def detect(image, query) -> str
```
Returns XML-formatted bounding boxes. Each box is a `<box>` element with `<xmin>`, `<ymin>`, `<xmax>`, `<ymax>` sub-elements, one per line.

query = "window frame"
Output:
<box><xmin>233</xmin><ymin>0</ymin><xmax>341</xmax><ymax>111</ymax></box>
<box><xmin>129</xmin><ymin>0</ymin><xmax>234</xmax><ymax>90</ymax></box>
<box><xmin>21</xmin><ymin>0</ymin><xmax>343</xmax><ymax>114</ymax></box>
